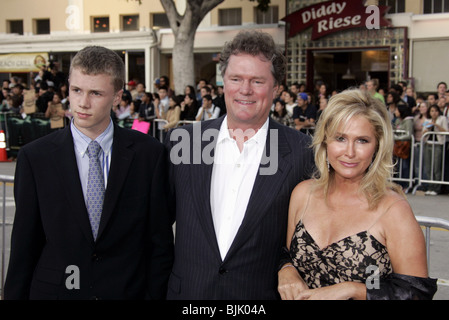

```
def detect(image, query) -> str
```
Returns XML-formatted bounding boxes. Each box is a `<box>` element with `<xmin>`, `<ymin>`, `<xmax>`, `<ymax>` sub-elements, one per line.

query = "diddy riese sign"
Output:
<box><xmin>282</xmin><ymin>0</ymin><xmax>391</xmax><ymax>40</ymax></box>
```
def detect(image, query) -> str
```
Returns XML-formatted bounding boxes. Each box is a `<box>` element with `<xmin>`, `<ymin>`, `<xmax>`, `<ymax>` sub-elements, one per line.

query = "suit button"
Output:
<box><xmin>92</xmin><ymin>253</ymin><xmax>100</xmax><ymax>261</ymax></box>
<box><xmin>90</xmin><ymin>296</ymin><xmax>101</xmax><ymax>300</ymax></box>
<box><xmin>219</xmin><ymin>267</ymin><xmax>227</xmax><ymax>275</ymax></box>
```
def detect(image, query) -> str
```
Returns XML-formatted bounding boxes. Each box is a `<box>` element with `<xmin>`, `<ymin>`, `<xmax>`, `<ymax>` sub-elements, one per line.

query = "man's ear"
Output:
<box><xmin>114</xmin><ymin>89</ymin><xmax>123</xmax><ymax>106</ymax></box>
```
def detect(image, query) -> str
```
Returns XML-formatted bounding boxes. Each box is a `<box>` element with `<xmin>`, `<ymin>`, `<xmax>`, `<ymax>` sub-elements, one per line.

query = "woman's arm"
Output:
<box><xmin>382</xmin><ymin>198</ymin><xmax>428</xmax><ymax>277</ymax></box>
<box><xmin>277</xmin><ymin>180</ymin><xmax>311</xmax><ymax>300</ymax></box>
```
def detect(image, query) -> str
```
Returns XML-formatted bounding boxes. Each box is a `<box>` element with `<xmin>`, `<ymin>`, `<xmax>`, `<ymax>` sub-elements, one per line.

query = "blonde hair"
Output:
<box><xmin>312</xmin><ymin>89</ymin><xmax>401</xmax><ymax>209</ymax></box>
<box><xmin>69</xmin><ymin>46</ymin><xmax>125</xmax><ymax>93</ymax></box>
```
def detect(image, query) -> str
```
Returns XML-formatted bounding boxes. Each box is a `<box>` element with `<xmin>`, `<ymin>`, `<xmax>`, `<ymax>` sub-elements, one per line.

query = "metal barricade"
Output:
<box><xmin>413</xmin><ymin>131</ymin><xmax>449</xmax><ymax>194</ymax></box>
<box><xmin>416</xmin><ymin>215</ymin><xmax>449</xmax><ymax>269</ymax></box>
<box><xmin>301</xmin><ymin>126</ymin><xmax>315</xmax><ymax>137</ymax></box>
<box><xmin>0</xmin><ymin>174</ymin><xmax>14</xmax><ymax>300</ymax></box>
<box><xmin>176</xmin><ymin>120</ymin><xmax>198</xmax><ymax>127</ymax></box>
<box><xmin>152</xmin><ymin>119</ymin><xmax>168</xmax><ymax>142</ymax></box>
<box><xmin>392</xmin><ymin>130</ymin><xmax>415</xmax><ymax>192</ymax></box>
<box><xmin>152</xmin><ymin>119</ymin><xmax>200</xmax><ymax>142</ymax></box>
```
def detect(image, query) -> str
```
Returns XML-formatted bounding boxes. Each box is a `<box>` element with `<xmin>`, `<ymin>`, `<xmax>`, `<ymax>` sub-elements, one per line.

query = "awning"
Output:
<box><xmin>0</xmin><ymin>53</ymin><xmax>49</xmax><ymax>72</ymax></box>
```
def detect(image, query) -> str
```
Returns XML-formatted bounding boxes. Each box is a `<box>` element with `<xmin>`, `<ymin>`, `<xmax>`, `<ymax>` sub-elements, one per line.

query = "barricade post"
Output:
<box><xmin>413</xmin><ymin>131</ymin><xmax>449</xmax><ymax>194</ymax></box>
<box><xmin>416</xmin><ymin>215</ymin><xmax>449</xmax><ymax>269</ymax></box>
<box><xmin>153</xmin><ymin>119</ymin><xmax>168</xmax><ymax>142</ymax></box>
<box><xmin>392</xmin><ymin>130</ymin><xmax>415</xmax><ymax>193</ymax></box>
<box><xmin>0</xmin><ymin>174</ymin><xmax>14</xmax><ymax>300</ymax></box>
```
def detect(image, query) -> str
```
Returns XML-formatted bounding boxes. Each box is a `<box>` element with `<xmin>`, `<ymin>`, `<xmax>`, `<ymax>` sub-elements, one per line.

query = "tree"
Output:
<box><xmin>160</xmin><ymin>0</ymin><xmax>224</xmax><ymax>94</ymax></box>
<box><xmin>130</xmin><ymin>0</ymin><xmax>271</xmax><ymax>94</ymax></box>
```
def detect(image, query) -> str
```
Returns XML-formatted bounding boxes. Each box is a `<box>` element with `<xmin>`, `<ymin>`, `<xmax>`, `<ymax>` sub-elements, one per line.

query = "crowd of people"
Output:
<box><xmin>270</xmin><ymin>79</ymin><xmax>449</xmax><ymax>195</ymax></box>
<box><xmin>3</xmin><ymin>30</ymin><xmax>438</xmax><ymax>301</ymax></box>
<box><xmin>0</xmin><ymin>67</ymin><xmax>229</xmax><ymax>133</ymax></box>
<box><xmin>1</xmin><ymin>58</ymin><xmax>448</xmax><ymax>194</ymax></box>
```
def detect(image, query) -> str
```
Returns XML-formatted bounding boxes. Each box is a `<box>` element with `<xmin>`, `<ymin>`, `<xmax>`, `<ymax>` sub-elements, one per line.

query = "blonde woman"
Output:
<box><xmin>278</xmin><ymin>89</ymin><xmax>437</xmax><ymax>300</ymax></box>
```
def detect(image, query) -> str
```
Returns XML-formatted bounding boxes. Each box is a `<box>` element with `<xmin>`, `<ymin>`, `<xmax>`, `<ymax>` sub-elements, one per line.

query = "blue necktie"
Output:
<box><xmin>86</xmin><ymin>141</ymin><xmax>105</xmax><ymax>240</ymax></box>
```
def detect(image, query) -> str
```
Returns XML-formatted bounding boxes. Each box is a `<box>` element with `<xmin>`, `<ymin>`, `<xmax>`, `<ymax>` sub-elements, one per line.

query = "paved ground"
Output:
<box><xmin>0</xmin><ymin>160</ymin><xmax>447</xmax><ymax>300</ymax></box>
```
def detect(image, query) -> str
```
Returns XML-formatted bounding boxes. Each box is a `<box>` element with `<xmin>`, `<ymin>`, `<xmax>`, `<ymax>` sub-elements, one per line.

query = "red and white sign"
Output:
<box><xmin>282</xmin><ymin>0</ymin><xmax>391</xmax><ymax>40</ymax></box>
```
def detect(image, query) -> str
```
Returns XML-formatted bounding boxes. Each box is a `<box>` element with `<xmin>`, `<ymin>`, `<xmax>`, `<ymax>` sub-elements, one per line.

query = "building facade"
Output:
<box><xmin>1</xmin><ymin>0</ymin><xmax>448</xmax><ymax>95</ymax></box>
<box><xmin>284</xmin><ymin>0</ymin><xmax>449</xmax><ymax>94</ymax></box>
<box><xmin>0</xmin><ymin>0</ymin><xmax>285</xmax><ymax>93</ymax></box>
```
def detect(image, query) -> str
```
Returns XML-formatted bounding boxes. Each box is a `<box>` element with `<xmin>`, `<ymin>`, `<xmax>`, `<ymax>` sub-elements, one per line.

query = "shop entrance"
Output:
<box><xmin>311</xmin><ymin>48</ymin><xmax>390</xmax><ymax>93</ymax></box>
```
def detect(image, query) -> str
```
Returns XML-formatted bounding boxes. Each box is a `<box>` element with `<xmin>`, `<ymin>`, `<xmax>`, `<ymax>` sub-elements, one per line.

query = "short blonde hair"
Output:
<box><xmin>312</xmin><ymin>89</ymin><xmax>400</xmax><ymax>209</ymax></box>
<box><xmin>69</xmin><ymin>46</ymin><xmax>125</xmax><ymax>93</ymax></box>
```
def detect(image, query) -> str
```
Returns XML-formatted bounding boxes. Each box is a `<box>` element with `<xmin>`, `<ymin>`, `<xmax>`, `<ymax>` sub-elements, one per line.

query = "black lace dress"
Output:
<box><xmin>289</xmin><ymin>220</ymin><xmax>392</xmax><ymax>289</ymax></box>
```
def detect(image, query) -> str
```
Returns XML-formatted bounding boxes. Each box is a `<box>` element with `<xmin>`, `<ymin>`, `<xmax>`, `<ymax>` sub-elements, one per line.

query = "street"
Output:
<box><xmin>0</xmin><ymin>160</ymin><xmax>447</xmax><ymax>299</ymax></box>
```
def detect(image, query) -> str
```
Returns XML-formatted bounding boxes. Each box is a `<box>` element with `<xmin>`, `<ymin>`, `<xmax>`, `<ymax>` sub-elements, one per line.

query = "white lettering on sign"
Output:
<box><xmin>282</xmin><ymin>0</ymin><xmax>391</xmax><ymax>40</ymax></box>
<box><xmin>301</xmin><ymin>2</ymin><xmax>347</xmax><ymax>24</ymax></box>
<box><xmin>317</xmin><ymin>15</ymin><xmax>361</xmax><ymax>34</ymax></box>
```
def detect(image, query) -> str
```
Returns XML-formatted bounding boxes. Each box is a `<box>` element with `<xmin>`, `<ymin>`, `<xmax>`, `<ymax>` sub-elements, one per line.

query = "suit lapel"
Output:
<box><xmin>224</xmin><ymin>120</ymin><xmax>292</xmax><ymax>261</ymax></box>
<box><xmin>51</xmin><ymin>127</ymin><xmax>95</xmax><ymax>246</ymax></box>
<box><xmin>189</xmin><ymin>119</ymin><xmax>222</xmax><ymax>261</ymax></box>
<box><xmin>97</xmin><ymin>125</ymin><xmax>134</xmax><ymax>240</ymax></box>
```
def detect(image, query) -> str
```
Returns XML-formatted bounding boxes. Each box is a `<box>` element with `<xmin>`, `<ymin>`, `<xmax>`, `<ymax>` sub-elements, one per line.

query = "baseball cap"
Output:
<box><xmin>298</xmin><ymin>92</ymin><xmax>308</xmax><ymax>101</ymax></box>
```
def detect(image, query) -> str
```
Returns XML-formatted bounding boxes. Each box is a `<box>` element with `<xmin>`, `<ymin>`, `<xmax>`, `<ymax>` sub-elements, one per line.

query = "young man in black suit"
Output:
<box><xmin>4</xmin><ymin>46</ymin><xmax>174</xmax><ymax>300</ymax></box>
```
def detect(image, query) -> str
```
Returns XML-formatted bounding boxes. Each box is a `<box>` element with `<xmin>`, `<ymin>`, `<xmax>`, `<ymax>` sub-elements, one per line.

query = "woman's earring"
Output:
<box><xmin>327</xmin><ymin>158</ymin><xmax>330</xmax><ymax>172</ymax></box>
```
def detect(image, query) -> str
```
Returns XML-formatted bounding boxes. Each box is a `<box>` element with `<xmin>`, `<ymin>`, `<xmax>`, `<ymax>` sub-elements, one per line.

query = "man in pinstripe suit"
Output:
<box><xmin>165</xmin><ymin>30</ymin><xmax>314</xmax><ymax>299</ymax></box>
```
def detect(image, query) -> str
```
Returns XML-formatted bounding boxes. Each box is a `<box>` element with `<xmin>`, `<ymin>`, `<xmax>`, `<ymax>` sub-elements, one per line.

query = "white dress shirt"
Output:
<box><xmin>210</xmin><ymin>116</ymin><xmax>269</xmax><ymax>260</ymax></box>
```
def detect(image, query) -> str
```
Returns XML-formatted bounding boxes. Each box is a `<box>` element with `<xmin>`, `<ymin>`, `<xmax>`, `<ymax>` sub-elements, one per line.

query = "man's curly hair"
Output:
<box><xmin>219</xmin><ymin>30</ymin><xmax>286</xmax><ymax>86</ymax></box>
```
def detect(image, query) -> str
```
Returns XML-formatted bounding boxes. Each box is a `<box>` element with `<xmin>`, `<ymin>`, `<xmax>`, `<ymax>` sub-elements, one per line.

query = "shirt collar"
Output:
<box><xmin>217</xmin><ymin>116</ymin><xmax>269</xmax><ymax>146</ymax></box>
<box><xmin>71</xmin><ymin>119</ymin><xmax>114</xmax><ymax>157</ymax></box>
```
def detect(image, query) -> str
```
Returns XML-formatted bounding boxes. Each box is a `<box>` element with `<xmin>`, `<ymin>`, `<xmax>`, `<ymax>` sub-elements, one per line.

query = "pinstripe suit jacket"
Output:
<box><xmin>165</xmin><ymin>116</ymin><xmax>314</xmax><ymax>300</ymax></box>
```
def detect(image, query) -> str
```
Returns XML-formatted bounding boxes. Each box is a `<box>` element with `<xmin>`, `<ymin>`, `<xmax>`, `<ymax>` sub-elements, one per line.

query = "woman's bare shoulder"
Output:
<box><xmin>378</xmin><ymin>190</ymin><xmax>418</xmax><ymax>232</ymax></box>
<box><xmin>291</xmin><ymin>179</ymin><xmax>316</xmax><ymax>200</ymax></box>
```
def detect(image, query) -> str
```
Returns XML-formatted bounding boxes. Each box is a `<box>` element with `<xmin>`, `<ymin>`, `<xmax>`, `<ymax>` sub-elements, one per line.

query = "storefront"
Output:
<box><xmin>283</xmin><ymin>0</ymin><xmax>407</xmax><ymax>94</ymax></box>
<box><xmin>0</xmin><ymin>52</ymin><xmax>49</xmax><ymax>85</ymax></box>
<box><xmin>0</xmin><ymin>31</ymin><xmax>157</xmax><ymax>90</ymax></box>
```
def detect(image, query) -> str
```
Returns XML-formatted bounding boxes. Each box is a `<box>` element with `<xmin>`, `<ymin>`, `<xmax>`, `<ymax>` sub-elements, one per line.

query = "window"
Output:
<box><xmin>8</xmin><ymin>20</ymin><xmax>23</xmax><ymax>35</ymax></box>
<box><xmin>219</xmin><ymin>8</ymin><xmax>242</xmax><ymax>26</ymax></box>
<box><xmin>122</xmin><ymin>15</ymin><xmax>139</xmax><ymax>31</ymax></box>
<box><xmin>92</xmin><ymin>17</ymin><xmax>109</xmax><ymax>33</ymax></box>
<box><xmin>423</xmin><ymin>0</ymin><xmax>449</xmax><ymax>13</ymax></box>
<box><xmin>379</xmin><ymin>0</ymin><xmax>405</xmax><ymax>13</ymax></box>
<box><xmin>255</xmin><ymin>6</ymin><xmax>279</xmax><ymax>24</ymax></box>
<box><xmin>34</xmin><ymin>19</ymin><xmax>50</xmax><ymax>35</ymax></box>
<box><xmin>152</xmin><ymin>13</ymin><xmax>170</xmax><ymax>28</ymax></box>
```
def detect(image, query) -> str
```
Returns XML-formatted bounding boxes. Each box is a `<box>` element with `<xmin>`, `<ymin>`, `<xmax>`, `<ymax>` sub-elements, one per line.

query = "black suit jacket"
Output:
<box><xmin>4</xmin><ymin>124</ymin><xmax>174</xmax><ymax>299</ymax></box>
<box><xmin>165</xmin><ymin>117</ymin><xmax>314</xmax><ymax>299</ymax></box>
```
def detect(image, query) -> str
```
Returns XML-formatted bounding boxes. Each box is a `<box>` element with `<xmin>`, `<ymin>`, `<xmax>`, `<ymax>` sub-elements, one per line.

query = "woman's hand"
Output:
<box><xmin>296</xmin><ymin>282</ymin><xmax>366</xmax><ymax>300</ymax></box>
<box><xmin>278</xmin><ymin>264</ymin><xmax>308</xmax><ymax>300</ymax></box>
